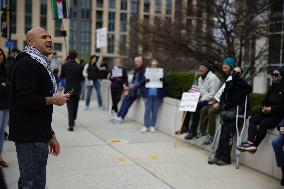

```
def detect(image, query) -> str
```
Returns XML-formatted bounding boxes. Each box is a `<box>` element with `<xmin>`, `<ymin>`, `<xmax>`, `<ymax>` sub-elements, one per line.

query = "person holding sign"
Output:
<box><xmin>141</xmin><ymin>59</ymin><xmax>166</xmax><ymax>132</ymax></box>
<box><xmin>176</xmin><ymin>60</ymin><xmax>221</xmax><ymax>140</ymax></box>
<box><xmin>109</xmin><ymin>57</ymin><xmax>128</xmax><ymax>116</ymax></box>
<box><xmin>198</xmin><ymin>57</ymin><xmax>235</xmax><ymax>145</ymax></box>
<box><xmin>208</xmin><ymin>66</ymin><xmax>251</xmax><ymax>166</ymax></box>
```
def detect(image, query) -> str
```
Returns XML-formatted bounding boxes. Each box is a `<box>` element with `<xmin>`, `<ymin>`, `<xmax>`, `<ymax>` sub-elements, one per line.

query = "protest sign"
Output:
<box><xmin>145</xmin><ymin>68</ymin><xmax>164</xmax><ymax>88</ymax></box>
<box><xmin>112</xmin><ymin>67</ymin><xmax>123</xmax><ymax>77</ymax></box>
<box><xmin>96</xmin><ymin>27</ymin><xmax>107</xmax><ymax>48</ymax></box>
<box><xmin>179</xmin><ymin>92</ymin><xmax>201</xmax><ymax>112</ymax></box>
<box><xmin>214</xmin><ymin>75</ymin><xmax>232</xmax><ymax>102</ymax></box>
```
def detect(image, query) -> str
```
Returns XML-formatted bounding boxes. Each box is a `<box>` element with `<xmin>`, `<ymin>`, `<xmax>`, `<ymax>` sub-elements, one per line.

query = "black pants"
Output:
<box><xmin>67</xmin><ymin>94</ymin><xmax>80</xmax><ymax>127</ymax></box>
<box><xmin>215</xmin><ymin>121</ymin><xmax>235</xmax><ymax>163</ymax></box>
<box><xmin>111</xmin><ymin>87</ymin><xmax>123</xmax><ymax>113</ymax></box>
<box><xmin>247</xmin><ymin>114</ymin><xmax>282</xmax><ymax>147</ymax></box>
<box><xmin>181</xmin><ymin>102</ymin><xmax>207</xmax><ymax>134</ymax></box>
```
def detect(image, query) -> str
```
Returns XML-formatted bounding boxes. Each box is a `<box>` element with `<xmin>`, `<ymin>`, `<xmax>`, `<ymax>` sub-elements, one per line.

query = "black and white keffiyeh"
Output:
<box><xmin>23</xmin><ymin>46</ymin><xmax>57</xmax><ymax>94</ymax></box>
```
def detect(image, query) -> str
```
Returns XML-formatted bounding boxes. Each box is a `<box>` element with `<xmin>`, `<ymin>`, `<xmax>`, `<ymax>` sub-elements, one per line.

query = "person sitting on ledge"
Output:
<box><xmin>238</xmin><ymin>67</ymin><xmax>284</xmax><ymax>153</ymax></box>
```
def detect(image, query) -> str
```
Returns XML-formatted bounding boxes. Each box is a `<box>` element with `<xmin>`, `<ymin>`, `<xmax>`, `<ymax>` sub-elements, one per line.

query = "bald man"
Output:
<box><xmin>9</xmin><ymin>27</ymin><xmax>70</xmax><ymax>189</ymax></box>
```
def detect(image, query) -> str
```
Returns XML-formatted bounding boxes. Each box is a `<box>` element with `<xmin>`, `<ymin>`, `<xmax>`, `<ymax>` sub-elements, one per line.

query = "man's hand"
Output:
<box><xmin>280</xmin><ymin>127</ymin><xmax>284</xmax><ymax>135</ymax></box>
<box><xmin>261</xmin><ymin>106</ymin><xmax>272</xmax><ymax>114</ymax></box>
<box><xmin>49</xmin><ymin>135</ymin><xmax>60</xmax><ymax>156</ymax></box>
<box><xmin>213</xmin><ymin>102</ymin><xmax>219</xmax><ymax>108</ymax></box>
<box><xmin>46</xmin><ymin>93</ymin><xmax>70</xmax><ymax>106</ymax></box>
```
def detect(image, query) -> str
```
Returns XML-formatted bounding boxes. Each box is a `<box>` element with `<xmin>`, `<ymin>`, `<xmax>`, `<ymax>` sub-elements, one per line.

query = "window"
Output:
<box><xmin>155</xmin><ymin>0</ymin><xmax>161</xmax><ymax>14</ymax></box>
<box><xmin>108</xmin><ymin>12</ymin><xmax>115</xmax><ymax>31</ymax></box>
<box><xmin>54</xmin><ymin>20</ymin><xmax>62</xmax><ymax>37</ymax></box>
<box><xmin>108</xmin><ymin>34</ymin><xmax>115</xmax><ymax>53</ymax></box>
<box><xmin>96</xmin><ymin>21</ymin><xmax>103</xmax><ymax>29</ymax></box>
<box><xmin>40</xmin><ymin>0</ymin><xmax>47</xmax><ymax>29</ymax></box>
<box><xmin>268</xmin><ymin>0</ymin><xmax>284</xmax><ymax>66</ymax></box>
<box><xmin>81</xmin><ymin>9</ymin><xmax>90</xmax><ymax>19</ymax></box>
<box><xmin>121</xmin><ymin>0</ymin><xmax>128</xmax><ymax>10</ymax></box>
<box><xmin>25</xmin><ymin>0</ymin><xmax>32</xmax><ymax>33</ymax></box>
<box><xmin>10</xmin><ymin>0</ymin><xmax>17</xmax><ymax>33</ymax></box>
<box><xmin>96</xmin><ymin>11</ymin><xmax>103</xmax><ymax>21</ymax></box>
<box><xmin>97</xmin><ymin>0</ymin><xmax>103</xmax><ymax>8</ymax></box>
<box><xmin>119</xmin><ymin>35</ymin><xmax>127</xmax><ymax>55</ymax></box>
<box><xmin>82</xmin><ymin>0</ymin><xmax>90</xmax><ymax>8</ymax></box>
<box><xmin>144</xmin><ymin>0</ymin><xmax>150</xmax><ymax>13</ymax></box>
<box><xmin>120</xmin><ymin>13</ymin><xmax>127</xmax><ymax>32</ymax></box>
<box><xmin>109</xmin><ymin>0</ymin><xmax>115</xmax><ymax>9</ymax></box>
<box><xmin>166</xmin><ymin>0</ymin><xmax>172</xmax><ymax>15</ymax></box>
<box><xmin>130</xmin><ymin>0</ymin><xmax>138</xmax><ymax>15</ymax></box>
<box><xmin>54</xmin><ymin>43</ymin><xmax>62</xmax><ymax>51</ymax></box>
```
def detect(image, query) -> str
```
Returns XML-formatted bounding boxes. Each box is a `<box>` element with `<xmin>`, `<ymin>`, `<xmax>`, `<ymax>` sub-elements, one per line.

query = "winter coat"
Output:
<box><xmin>9</xmin><ymin>52</ymin><xmax>54</xmax><ymax>142</ymax></box>
<box><xmin>262</xmin><ymin>81</ymin><xmax>284</xmax><ymax>116</ymax></box>
<box><xmin>0</xmin><ymin>64</ymin><xmax>9</xmax><ymax>110</ymax></box>
<box><xmin>220</xmin><ymin>77</ymin><xmax>252</xmax><ymax>111</ymax></box>
<box><xmin>198</xmin><ymin>71</ymin><xmax>221</xmax><ymax>102</ymax></box>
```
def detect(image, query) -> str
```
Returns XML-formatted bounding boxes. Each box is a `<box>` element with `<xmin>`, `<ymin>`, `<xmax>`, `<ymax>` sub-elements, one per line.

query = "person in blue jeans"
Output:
<box><xmin>272</xmin><ymin>118</ymin><xmax>284</xmax><ymax>186</ymax></box>
<box><xmin>85</xmin><ymin>55</ymin><xmax>104</xmax><ymax>109</ymax></box>
<box><xmin>141</xmin><ymin>59</ymin><xmax>166</xmax><ymax>133</ymax></box>
<box><xmin>0</xmin><ymin>48</ymin><xmax>9</xmax><ymax>167</ymax></box>
<box><xmin>112</xmin><ymin>56</ymin><xmax>145</xmax><ymax>123</ymax></box>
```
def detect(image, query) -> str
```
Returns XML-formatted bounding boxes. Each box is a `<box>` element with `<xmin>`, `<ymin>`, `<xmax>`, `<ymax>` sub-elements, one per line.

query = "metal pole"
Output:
<box><xmin>61</xmin><ymin>19</ymin><xmax>68</xmax><ymax>57</ymax></box>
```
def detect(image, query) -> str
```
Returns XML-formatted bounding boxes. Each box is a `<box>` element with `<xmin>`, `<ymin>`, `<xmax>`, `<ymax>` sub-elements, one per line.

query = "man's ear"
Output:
<box><xmin>28</xmin><ymin>40</ymin><xmax>34</xmax><ymax>47</ymax></box>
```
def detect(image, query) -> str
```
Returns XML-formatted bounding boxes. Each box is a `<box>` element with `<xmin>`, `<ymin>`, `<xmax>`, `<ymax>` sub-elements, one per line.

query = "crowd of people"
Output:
<box><xmin>1</xmin><ymin>26</ymin><xmax>284</xmax><ymax>188</ymax></box>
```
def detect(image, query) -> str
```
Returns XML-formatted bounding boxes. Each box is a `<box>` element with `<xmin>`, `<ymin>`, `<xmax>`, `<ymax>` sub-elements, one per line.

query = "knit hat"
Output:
<box><xmin>223</xmin><ymin>57</ymin><xmax>235</xmax><ymax>70</ymax></box>
<box><xmin>200</xmin><ymin>59</ymin><xmax>211</xmax><ymax>70</ymax></box>
<box><xmin>276</xmin><ymin>67</ymin><xmax>284</xmax><ymax>77</ymax></box>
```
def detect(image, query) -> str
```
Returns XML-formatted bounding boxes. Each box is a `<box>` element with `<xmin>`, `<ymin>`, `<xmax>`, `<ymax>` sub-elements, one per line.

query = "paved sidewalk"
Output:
<box><xmin>2</xmin><ymin>102</ymin><xmax>283</xmax><ymax>189</ymax></box>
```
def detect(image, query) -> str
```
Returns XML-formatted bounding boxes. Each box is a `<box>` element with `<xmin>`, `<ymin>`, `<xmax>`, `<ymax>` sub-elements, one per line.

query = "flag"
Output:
<box><xmin>51</xmin><ymin>0</ymin><xmax>68</xmax><ymax>19</ymax></box>
<box><xmin>190</xmin><ymin>85</ymin><xmax>201</xmax><ymax>93</ymax></box>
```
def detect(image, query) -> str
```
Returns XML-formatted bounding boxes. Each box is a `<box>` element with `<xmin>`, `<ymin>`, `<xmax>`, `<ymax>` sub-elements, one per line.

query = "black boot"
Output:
<box><xmin>281</xmin><ymin>167</ymin><xmax>284</xmax><ymax>186</ymax></box>
<box><xmin>184</xmin><ymin>132</ymin><xmax>197</xmax><ymax>140</ymax></box>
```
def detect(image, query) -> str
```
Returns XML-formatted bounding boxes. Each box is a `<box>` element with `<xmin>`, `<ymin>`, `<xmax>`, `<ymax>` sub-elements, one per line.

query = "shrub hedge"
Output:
<box><xmin>166</xmin><ymin>72</ymin><xmax>197</xmax><ymax>99</ymax></box>
<box><xmin>166</xmin><ymin>71</ymin><xmax>266</xmax><ymax>116</ymax></box>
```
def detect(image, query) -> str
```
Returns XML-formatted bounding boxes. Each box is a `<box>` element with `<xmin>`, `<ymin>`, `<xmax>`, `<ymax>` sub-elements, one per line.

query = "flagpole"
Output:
<box><xmin>61</xmin><ymin>19</ymin><xmax>68</xmax><ymax>57</ymax></box>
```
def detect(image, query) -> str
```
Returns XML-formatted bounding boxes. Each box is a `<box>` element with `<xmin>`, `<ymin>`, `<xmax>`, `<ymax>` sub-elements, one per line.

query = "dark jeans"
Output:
<box><xmin>111</xmin><ymin>87</ymin><xmax>124</xmax><ymax>113</ymax></box>
<box><xmin>272</xmin><ymin>133</ymin><xmax>284</xmax><ymax>167</ymax></box>
<box><xmin>67</xmin><ymin>94</ymin><xmax>80</xmax><ymax>127</ymax></box>
<box><xmin>247</xmin><ymin>114</ymin><xmax>282</xmax><ymax>147</ymax></box>
<box><xmin>16</xmin><ymin>142</ymin><xmax>49</xmax><ymax>189</ymax></box>
<box><xmin>181</xmin><ymin>102</ymin><xmax>207</xmax><ymax>134</ymax></box>
<box><xmin>117</xmin><ymin>95</ymin><xmax>137</xmax><ymax>119</ymax></box>
<box><xmin>215</xmin><ymin>121</ymin><xmax>236</xmax><ymax>163</ymax></box>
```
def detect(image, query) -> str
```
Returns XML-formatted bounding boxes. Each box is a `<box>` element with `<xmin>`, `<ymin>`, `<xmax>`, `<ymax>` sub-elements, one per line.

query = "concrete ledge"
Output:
<box><xmin>102</xmin><ymin>83</ymin><xmax>281</xmax><ymax>179</ymax></box>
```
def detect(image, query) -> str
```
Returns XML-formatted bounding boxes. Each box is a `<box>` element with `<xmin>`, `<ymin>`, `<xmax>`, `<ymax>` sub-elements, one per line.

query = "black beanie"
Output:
<box><xmin>200</xmin><ymin>60</ymin><xmax>211</xmax><ymax>70</ymax></box>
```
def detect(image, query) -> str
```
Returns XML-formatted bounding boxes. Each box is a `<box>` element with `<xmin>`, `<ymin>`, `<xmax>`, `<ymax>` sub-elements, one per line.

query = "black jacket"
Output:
<box><xmin>220</xmin><ymin>77</ymin><xmax>252</xmax><ymax>111</ymax></box>
<box><xmin>60</xmin><ymin>59</ymin><xmax>84</xmax><ymax>95</ymax></box>
<box><xmin>0</xmin><ymin>64</ymin><xmax>9</xmax><ymax>110</ymax></box>
<box><xmin>9</xmin><ymin>52</ymin><xmax>54</xmax><ymax>142</ymax></box>
<box><xmin>87</xmin><ymin>63</ymin><xmax>108</xmax><ymax>80</ymax></box>
<box><xmin>262</xmin><ymin>81</ymin><xmax>284</xmax><ymax>116</ymax></box>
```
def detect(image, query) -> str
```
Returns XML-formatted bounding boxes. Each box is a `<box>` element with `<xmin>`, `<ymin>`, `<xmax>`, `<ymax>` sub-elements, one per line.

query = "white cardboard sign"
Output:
<box><xmin>214</xmin><ymin>75</ymin><xmax>232</xmax><ymax>102</ymax></box>
<box><xmin>145</xmin><ymin>68</ymin><xmax>164</xmax><ymax>88</ymax></box>
<box><xmin>96</xmin><ymin>27</ymin><xmax>107</xmax><ymax>48</ymax></box>
<box><xmin>179</xmin><ymin>92</ymin><xmax>201</xmax><ymax>112</ymax></box>
<box><xmin>112</xmin><ymin>68</ymin><xmax>123</xmax><ymax>77</ymax></box>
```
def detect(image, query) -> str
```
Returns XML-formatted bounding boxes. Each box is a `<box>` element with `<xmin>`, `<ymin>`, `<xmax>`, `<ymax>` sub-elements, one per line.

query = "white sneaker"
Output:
<box><xmin>141</xmin><ymin>127</ymin><xmax>148</xmax><ymax>133</ymax></box>
<box><xmin>112</xmin><ymin>116</ymin><xmax>122</xmax><ymax>124</ymax></box>
<box><xmin>150</xmin><ymin>127</ymin><xmax>156</xmax><ymax>133</ymax></box>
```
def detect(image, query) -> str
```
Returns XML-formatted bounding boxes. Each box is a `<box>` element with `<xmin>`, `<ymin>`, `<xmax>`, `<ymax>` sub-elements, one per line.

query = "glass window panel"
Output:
<box><xmin>109</xmin><ymin>0</ymin><xmax>115</xmax><ymax>9</ymax></box>
<box><xmin>121</xmin><ymin>0</ymin><xmax>128</xmax><ymax>10</ymax></box>
<box><xmin>97</xmin><ymin>0</ymin><xmax>103</xmax><ymax>8</ymax></box>
<box><xmin>269</xmin><ymin>34</ymin><xmax>281</xmax><ymax>64</ymax></box>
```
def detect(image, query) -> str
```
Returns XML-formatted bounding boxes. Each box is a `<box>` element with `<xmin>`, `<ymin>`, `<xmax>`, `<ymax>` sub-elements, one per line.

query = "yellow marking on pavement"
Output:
<box><xmin>111</xmin><ymin>139</ymin><xmax>121</xmax><ymax>144</ymax></box>
<box><xmin>150</xmin><ymin>155</ymin><xmax>158</xmax><ymax>161</ymax></box>
<box><xmin>117</xmin><ymin>157</ymin><xmax>126</xmax><ymax>163</ymax></box>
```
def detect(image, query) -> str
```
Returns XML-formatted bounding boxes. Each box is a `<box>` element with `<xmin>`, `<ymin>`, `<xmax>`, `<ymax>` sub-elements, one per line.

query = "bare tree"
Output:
<box><xmin>126</xmin><ymin>0</ymin><xmax>271</xmax><ymax>80</ymax></box>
